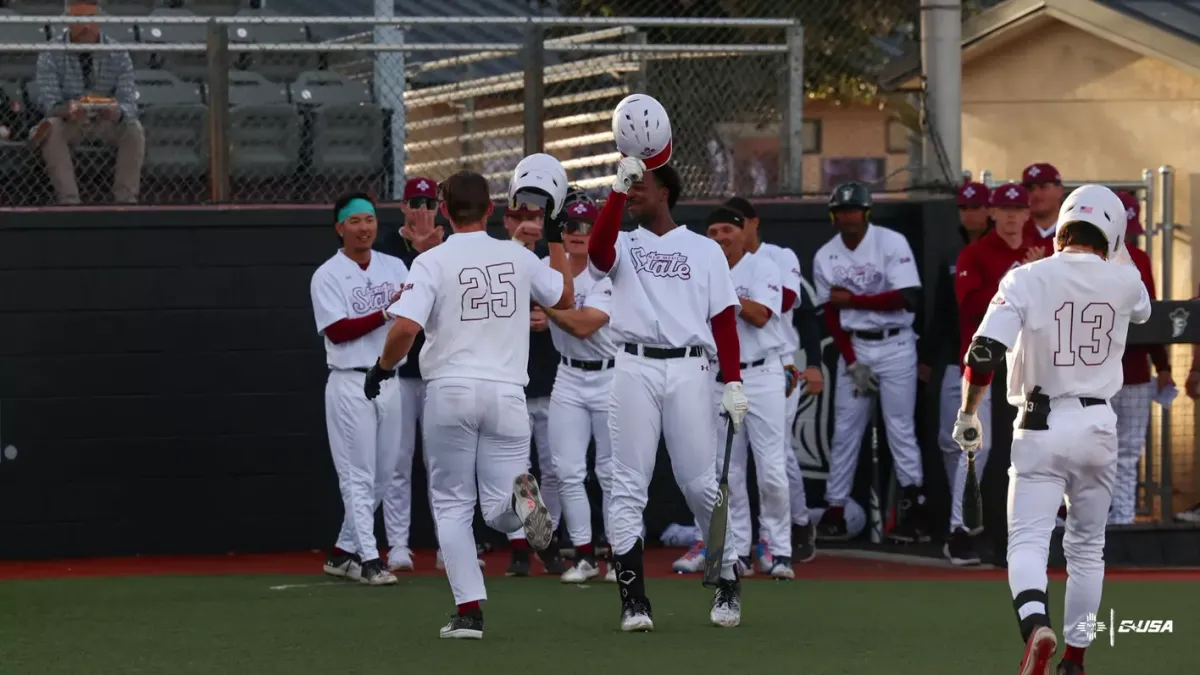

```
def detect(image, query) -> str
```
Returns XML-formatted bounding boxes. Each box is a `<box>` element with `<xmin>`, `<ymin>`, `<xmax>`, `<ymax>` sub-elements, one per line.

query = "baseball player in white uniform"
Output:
<box><xmin>542</xmin><ymin>193</ymin><xmax>620</xmax><ymax>584</ymax></box>
<box><xmin>952</xmin><ymin>185</ymin><xmax>1150</xmax><ymax>675</ymax></box>
<box><xmin>588</xmin><ymin>155</ymin><xmax>749</xmax><ymax>632</ymax></box>
<box><xmin>812</xmin><ymin>182</ymin><xmax>926</xmax><ymax>543</ymax></box>
<box><xmin>364</xmin><ymin>168</ymin><xmax>576</xmax><ymax>640</ymax></box>
<box><xmin>310</xmin><ymin>193</ymin><xmax>409</xmax><ymax>587</ymax></box>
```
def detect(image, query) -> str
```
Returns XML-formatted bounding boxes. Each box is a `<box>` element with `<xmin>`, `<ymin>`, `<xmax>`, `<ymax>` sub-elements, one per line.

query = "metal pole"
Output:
<box><xmin>205</xmin><ymin>20</ymin><xmax>230</xmax><ymax>203</ymax></box>
<box><xmin>1142</xmin><ymin>168</ymin><xmax>1156</xmax><ymax>288</ymax></box>
<box><xmin>1158</xmin><ymin>165</ymin><xmax>1175</xmax><ymax>521</ymax></box>
<box><xmin>523</xmin><ymin>23</ymin><xmax>545</xmax><ymax>156</ymax></box>
<box><xmin>374</xmin><ymin>0</ymin><xmax>405</xmax><ymax>197</ymax></box>
<box><xmin>782</xmin><ymin>24</ymin><xmax>803</xmax><ymax>196</ymax></box>
<box><xmin>625</xmin><ymin>31</ymin><xmax>647</xmax><ymax>94</ymax></box>
<box><xmin>920</xmin><ymin>0</ymin><xmax>962</xmax><ymax>183</ymax></box>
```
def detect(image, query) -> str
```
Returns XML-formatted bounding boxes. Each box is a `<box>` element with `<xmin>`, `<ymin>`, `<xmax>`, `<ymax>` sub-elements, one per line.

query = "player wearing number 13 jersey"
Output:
<box><xmin>366</xmin><ymin>169</ymin><xmax>576</xmax><ymax>641</ymax></box>
<box><xmin>952</xmin><ymin>185</ymin><xmax>1150</xmax><ymax>675</ymax></box>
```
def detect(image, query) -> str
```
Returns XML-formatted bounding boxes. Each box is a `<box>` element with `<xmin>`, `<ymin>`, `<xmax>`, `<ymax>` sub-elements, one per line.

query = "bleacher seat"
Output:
<box><xmin>47</xmin><ymin>17</ymin><xmax>136</xmax><ymax>45</ymax></box>
<box><xmin>228</xmin><ymin>8</ymin><xmax>315</xmax><ymax>83</ymax></box>
<box><xmin>159</xmin><ymin>0</ymin><xmax>240</xmax><ymax>16</ymax></box>
<box><xmin>290</xmin><ymin>70</ymin><xmax>382</xmax><ymax>179</ymax></box>
<box><xmin>138</xmin><ymin>8</ymin><xmax>208</xmax><ymax>81</ymax></box>
<box><xmin>103</xmin><ymin>0</ymin><xmax>156</xmax><ymax>15</ymax></box>
<box><xmin>227</xmin><ymin>68</ymin><xmax>298</xmax><ymax>179</ymax></box>
<box><xmin>12</xmin><ymin>1</ymin><xmax>62</xmax><ymax>16</ymax></box>
<box><xmin>0</xmin><ymin>9</ymin><xmax>48</xmax><ymax>82</ymax></box>
<box><xmin>134</xmin><ymin>68</ymin><xmax>206</xmax><ymax>176</ymax></box>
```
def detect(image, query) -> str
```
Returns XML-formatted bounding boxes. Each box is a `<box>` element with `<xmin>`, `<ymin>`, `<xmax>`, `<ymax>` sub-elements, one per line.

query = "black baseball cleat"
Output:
<box><xmin>1056</xmin><ymin>659</ymin><xmax>1085</xmax><ymax>675</ymax></box>
<box><xmin>620</xmin><ymin>596</ymin><xmax>654</xmax><ymax>632</ymax></box>
<box><xmin>322</xmin><ymin>550</ymin><xmax>362</xmax><ymax>581</ymax></box>
<box><xmin>709</xmin><ymin>576</ymin><xmax>742</xmax><ymax>627</ymax></box>
<box><xmin>887</xmin><ymin>488</ymin><xmax>931</xmax><ymax>543</ymax></box>
<box><xmin>537</xmin><ymin>537</ymin><xmax>568</xmax><ymax>575</ymax></box>
<box><xmin>792</xmin><ymin>521</ymin><xmax>817</xmax><ymax>563</ymax></box>
<box><xmin>439</xmin><ymin>612</ymin><xmax>484</xmax><ymax>639</ymax></box>
<box><xmin>506</xmin><ymin>547</ymin><xmax>531</xmax><ymax>577</ymax></box>
<box><xmin>816</xmin><ymin>506</ymin><xmax>851</xmax><ymax>541</ymax></box>
<box><xmin>358</xmin><ymin>558</ymin><xmax>398</xmax><ymax>586</ymax></box>
<box><xmin>944</xmin><ymin>528</ymin><xmax>981</xmax><ymax>566</ymax></box>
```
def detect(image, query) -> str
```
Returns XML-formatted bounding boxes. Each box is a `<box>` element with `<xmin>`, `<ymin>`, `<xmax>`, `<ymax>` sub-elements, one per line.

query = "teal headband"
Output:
<box><xmin>337</xmin><ymin>198</ymin><xmax>376</xmax><ymax>224</ymax></box>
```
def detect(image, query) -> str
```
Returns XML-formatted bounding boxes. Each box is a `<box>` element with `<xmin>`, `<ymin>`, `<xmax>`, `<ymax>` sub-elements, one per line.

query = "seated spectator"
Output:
<box><xmin>33</xmin><ymin>0</ymin><xmax>144</xmax><ymax>204</ymax></box>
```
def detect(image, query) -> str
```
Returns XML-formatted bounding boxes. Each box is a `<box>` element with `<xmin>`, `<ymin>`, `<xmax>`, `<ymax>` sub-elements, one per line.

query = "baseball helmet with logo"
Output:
<box><xmin>509</xmin><ymin>153</ymin><xmax>569</xmax><ymax>219</ymax></box>
<box><xmin>829</xmin><ymin>181</ymin><xmax>872</xmax><ymax>212</ymax></box>
<box><xmin>612</xmin><ymin>94</ymin><xmax>673</xmax><ymax>170</ymax></box>
<box><xmin>1055</xmin><ymin>183</ymin><xmax>1126</xmax><ymax>258</ymax></box>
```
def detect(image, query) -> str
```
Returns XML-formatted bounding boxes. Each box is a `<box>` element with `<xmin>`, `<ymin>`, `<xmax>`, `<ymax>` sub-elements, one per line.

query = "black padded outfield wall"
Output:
<box><xmin>6</xmin><ymin>198</ymin><xmax>1184</xmax><ymax>560</ymax></box>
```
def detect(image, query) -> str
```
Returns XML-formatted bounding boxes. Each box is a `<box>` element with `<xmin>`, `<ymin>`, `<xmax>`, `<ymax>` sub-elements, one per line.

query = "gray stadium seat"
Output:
<box><xmin>227</xmin><ymin>68</ymin><xmax>299</xmax><ymax>179</ymax></box>
<box><xmin>103</xmin><ymin>0</ymin><xmax>157</xmax><ymax>15</ymax></box>
<box><xmin>0</xmin><ymin>9</ymin><xmax>48</xmax><ymax>82</ymax></box>
<box><xmin>133</xmin><ymin>68</ymin><xmax>207</xmax><ymax>176</ymax></box>
<box><xmin>228</xmin><ymin>9</ymin><xmax>316</xmax><ymax>83</ymax></box>
<box><xmin>12</xmin><ymin>1</ymin><xmax>63</xmax><ymax>16</ymax></box>
<box><xmin>138</xmin><ymin>8</ymin><xmax>208</xmax><ymax>81</ymax></box>
<box><xmin>289</xmin><ymin>70</ymin><xmax>382</xmax><ymax>178</ymax></box>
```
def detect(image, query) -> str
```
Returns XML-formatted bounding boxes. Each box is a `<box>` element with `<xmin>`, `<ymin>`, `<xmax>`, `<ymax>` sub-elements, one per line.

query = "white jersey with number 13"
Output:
<box><xmin>974</xmin><ymin>251</ymin><xmax>1151</xmax><ymax>405</ymax></box>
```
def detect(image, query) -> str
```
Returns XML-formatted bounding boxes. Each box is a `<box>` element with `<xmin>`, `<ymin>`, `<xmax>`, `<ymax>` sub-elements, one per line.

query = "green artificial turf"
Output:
<box><xmin>0</xmin><ymin>575</ymin><xmax>1194</xmax><ymax>674</ymax></box>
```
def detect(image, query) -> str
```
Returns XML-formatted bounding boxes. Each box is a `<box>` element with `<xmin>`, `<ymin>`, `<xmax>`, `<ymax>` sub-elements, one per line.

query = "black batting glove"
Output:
<box><xmin>363</xmin><ymin>359</ymin><xmax>395</xmax><ymax>400</ymax></box>
<box><xmin>543</xmin><ymin>209</ymin><xmax>564</xmax><ymax>243</ymax></box>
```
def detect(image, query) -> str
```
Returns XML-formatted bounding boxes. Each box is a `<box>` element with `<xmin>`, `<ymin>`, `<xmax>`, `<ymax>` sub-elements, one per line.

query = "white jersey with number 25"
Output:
<box><xmin>387</xmin><ymin>231</ymin><xmax>565</xmax><ymax>386</ymax></box>
<box><xmin>974</xmin><ymin>251</ymin><xmax>1151</xmax><ymax>405</ymax></box>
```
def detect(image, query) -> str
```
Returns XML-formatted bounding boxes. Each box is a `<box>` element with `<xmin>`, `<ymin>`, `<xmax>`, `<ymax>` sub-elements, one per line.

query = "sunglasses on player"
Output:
<box><xmin>564</xmin><ymin>220</ymin><xmax>593</xmax><ymax>234</ymax></box>
<box><xmin>406</xmin><ymin>197</ymin><xmax>437</xmax><ymax>210</ymax></box>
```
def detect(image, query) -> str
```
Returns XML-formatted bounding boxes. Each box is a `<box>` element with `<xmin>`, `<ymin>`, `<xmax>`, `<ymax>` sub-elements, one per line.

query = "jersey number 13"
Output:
<box><xmin>460</xmin><ymin>263</ymin><xmax>517</xmax><ymax>321</ymax></box>
<box><xmin>1053</xmin><ymin>301</ymin><xmax>1116</xmax><ymax>366</ymax></box>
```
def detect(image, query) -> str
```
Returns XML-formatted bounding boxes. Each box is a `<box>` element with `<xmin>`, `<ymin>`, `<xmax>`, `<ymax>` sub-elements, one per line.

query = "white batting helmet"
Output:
<box><xmin>612</xmin><ymin>94</ymin><xmax>673</xmax><ymax>170</ymax></box>
<box><xmin>1055</xmin><ymin>184</ymin><xmax>1127</xmax><ymax>258</ymax></box>
<box><xmin>508</xmin><ymin>153</ymin><xmax>569</xmax><ymax>219</ymax></box>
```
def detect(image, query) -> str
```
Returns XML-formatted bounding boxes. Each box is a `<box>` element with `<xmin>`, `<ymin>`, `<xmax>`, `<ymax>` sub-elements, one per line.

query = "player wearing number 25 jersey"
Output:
<box><xmin>366</xmin><ymin>169</ymin><xmax>575</xmax><ymax>641</ymax></box>
<box><xmin>953</xmin><ymin>185</ymin><xmax>1150</xmax><ymax>675</ymax></box>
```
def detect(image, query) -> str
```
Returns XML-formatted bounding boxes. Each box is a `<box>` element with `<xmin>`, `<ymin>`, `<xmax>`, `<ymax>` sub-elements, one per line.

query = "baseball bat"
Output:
<box><xmin>868</xmin><ymin>396</ymin><xmax>883</xmax><ymax>544</ymax></box>
<box><xmin>963</xmin><ymin>450</ymin><xmax>983</xmax><ymax>534</ymax></box>
<box><xmin>702</xmin><ymin>417</ymin><xmax>736</xmax><ymax>588</ymax></box>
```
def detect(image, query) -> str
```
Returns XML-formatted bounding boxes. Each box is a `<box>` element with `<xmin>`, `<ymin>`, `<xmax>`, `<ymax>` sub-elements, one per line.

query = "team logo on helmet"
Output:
<box><xmin>417</xmin><ymin>180</ymin><xmax>429</xmax><ymax>191</ymax></box>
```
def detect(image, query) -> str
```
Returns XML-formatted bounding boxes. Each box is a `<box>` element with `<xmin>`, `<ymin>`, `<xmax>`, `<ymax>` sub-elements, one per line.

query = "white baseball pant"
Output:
<box><xmin>824</xmin><ymin>330</ymin><xmax>922</xmax><ymax>505</ymax></box>
<box><xmin>549</xmin><ymin>364</ymin><xmax>614</xmax><ymax>548</ymax></box>
<box><xmin>383</xmin><ymin>377</ymin><xmax>425</xmax><ymax>550</ymax></box>
<box><xmin>1109</xmin><ymin>382</ymin><xmax>1153</xmax><ymax>524</ymax></box>
<box><xmin>782</xmin><ymin>354</ymin><xmax>810</xmax><ymax>527</ymax></box>
<box><xmin>608</xmin><ymin>348</ymin><xmax>737</xmax><ymax>573</ymax></box>
<box><xmin>325</xmin><ymin>370</ymin><xmax>403</xmax><ymax>562</ymax></box>
<box><xmin>508</xmin><ymin>396</ymin><xmax>561</xmax><ymax>542</ymax></box>
<box><xmin>1007</xmin><ymin>398</ymin><xmax>1117</xmax><ymax>649</ymax></box>
<box><xmin>424</xmin><ymin>378</ymin><xmax>532</xmax><ymax>605</ymax></box>
<box><xmin>938</xmin><ymin>365</ymin><xmax>992</xmax><ymax>531</ymax></box>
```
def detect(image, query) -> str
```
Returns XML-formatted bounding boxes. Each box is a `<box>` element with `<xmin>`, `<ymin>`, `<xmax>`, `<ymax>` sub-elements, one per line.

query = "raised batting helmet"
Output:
<box><xmin>509</xmin><ymin>153</ymin><xmax>569</xmax><ymax>219</ymax></box>
<box><xmin>612</xmin><ymin>94</ymin><xmax>673</xmax><ymax>170</ymax></box>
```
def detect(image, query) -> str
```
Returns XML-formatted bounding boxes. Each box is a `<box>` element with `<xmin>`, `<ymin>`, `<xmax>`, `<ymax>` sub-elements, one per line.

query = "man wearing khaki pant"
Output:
<box><xmin>34</xmin><ymin>0</ymin><xmax>144</xmax><ymax>204</ymax></box>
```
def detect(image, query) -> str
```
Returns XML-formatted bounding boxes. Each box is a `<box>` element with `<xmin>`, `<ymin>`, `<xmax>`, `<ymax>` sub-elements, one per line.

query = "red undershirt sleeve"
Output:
<box><xmin>324</xmin><ymin>312</ymin><xmax>385</xmax><ymax>344</ymax></box>
<box><xmin>780</xmin><ymin>288</ymin><xmax>797</xmax><ymax>313</ymax></box>
<box><xmin>825</xmin><ymin>307</ymin><xmax>856</xmax><ymax>364</ymax></box>
<box><xmin>710</xmin><ymin>306</ymin><xmax>742</xmax><ymax>384</ymax></box>
<box><xmin>963</xmin><ymin>365</ymin><xmax>994</xmax><ymax>387</ymax></box>
<box><xmin>587</xmin><ymin>192</ymin><xmax>626</xmax><ymax>273</ymax></box>
<box><xmin>847</xmin><ymin>290</ymin><xmax>905</xmax><ymax>311</ymax></box>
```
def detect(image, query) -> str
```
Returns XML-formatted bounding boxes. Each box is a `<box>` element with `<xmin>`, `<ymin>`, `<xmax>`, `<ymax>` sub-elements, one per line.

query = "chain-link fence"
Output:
<box><xmin>0</xmin><ymin>1</ymin><xmax>921</xmax><ymax>205</ymax></box>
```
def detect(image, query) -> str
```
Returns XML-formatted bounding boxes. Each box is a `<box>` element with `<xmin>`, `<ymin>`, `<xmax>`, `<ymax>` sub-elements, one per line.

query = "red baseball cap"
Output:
<box><xmin>1022</xmin><ymin>162</ymin><xmax>1062</xmax><ymax>186</ymax></box>
<box><xmin>990</xmin><ymin>182</ymin><xmax>1030</xmax><ymax>208</ymax></box>
<box><xmin>564</xmin><ymin>199</ymin><xmax>599</xmax><ymax>224</ymax></box>
<box><xmin>957</xmin><ymin>182</ymin><xmax>990</xmax><ymax>207</ymax></box>
<box><xmin>403</xmin><ymin>177</ymin><xmax>437</xmax><ymax>200</ymax></box>
<box><xmin>1118</xmin><ymin>191</ymin><xmax>1143</xmax><ymax>235</ymax></box>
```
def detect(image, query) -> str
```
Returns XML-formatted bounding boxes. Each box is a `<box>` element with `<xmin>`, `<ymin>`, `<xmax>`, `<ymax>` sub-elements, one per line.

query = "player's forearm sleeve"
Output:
<box><xmin>1150</xmin><ymin>344</ymin><xmax>1171</xmax><ymax>372</ymax></box>
<box><xmin>796</xmin><ymin>292</ymin><xmax>822</xmax><ymax>367</ymax></box>
<box><xmin>587</xmin><ymin>192</ymin><xmax>626</xmax><ymax>272</ymax></box>
<box><xmin>825</xmin><ymin>307</ymin><xmax>856</xmax><ymax>364</ymax></box>
<box><xmin>781</xmin><ymin>288</ymin><xmax>797</xmax><ymax>313</ymax></box>
<box><xmin>847</xmin><ymin>290</ymin><xmax>906</xmax><ymax>311</ymax></box>
<box><xmin>711</xmin><ymin>306</ymin><xmax>742</xmax><ymax>383</ymax></box>
<box><xmin>323</xmin><ymin>313</ymin><xmax>386</xmax><ymax>344</ymax></box>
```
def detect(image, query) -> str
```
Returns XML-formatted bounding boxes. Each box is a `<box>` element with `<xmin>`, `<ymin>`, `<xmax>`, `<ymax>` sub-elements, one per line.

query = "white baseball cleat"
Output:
<box><xmin>604</xmin><ymin>564</ymin><xmax>617</xmax><ymax>583</ymax></box>
<box><xmin>672</xmin><ymin>542</ymin><xmax>705</xmax><ymax>573</ymax></box>
<box><xmin>620</xmin><ymin>598</ymin><xmax>654</xmax><ymax>632</ymax></box>
<box><xmin>436</xmin><ymin>548</ymin><xmax>486</xmax><ymax>570</ymax></box>
<box><xmin>512</xmin><ymin>473</ymin><xmax>553</xmax><ymax>550</ymax></box>
<box><xmin>561</xmin><ymin>558</ymin><xmax>600</xmax><ymax>584</ymax></box>
<box><xmin>359</xmin><ymin>559</ymin><xmax>398</xmax><ymax>586</ymax></box>
<box><xmin>387</xmin><ymin>547</ymin><xmax>414</xmax><ymax>572</ymax></box>
<box><xmin>709</xmin><ymin>578</ymin><xmax>742</xmax><ymax>628</ymax></box>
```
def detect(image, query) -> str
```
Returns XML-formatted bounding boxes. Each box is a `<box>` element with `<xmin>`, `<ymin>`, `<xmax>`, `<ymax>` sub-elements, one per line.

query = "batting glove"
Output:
<box><xmin>720</xmin><ymin>381</ymin><xmax>749</xmax><ymax>431</ymax></box>
<box><xmin>783</xmin><ymin>364</ymin><xmax>802</xmax><ymax>398</ymax></box>
<box><xmin>612</xmin><ymin>156</ymin><xmax>645</xmax><ymax>194</ymax></box>
<box><xmin>363</xmin><ymin>358</ymin><xmax>395</xmax><ymax>401</ymax></box>
<box><xmin>846</xmin><ymin>361</ymin><xmax>880</xmax><ymax>395</ymax></box>
<box><xmin>952</xmin><ymin>410</ymin><xmax>983</xmax><ymax>452</ymax></box>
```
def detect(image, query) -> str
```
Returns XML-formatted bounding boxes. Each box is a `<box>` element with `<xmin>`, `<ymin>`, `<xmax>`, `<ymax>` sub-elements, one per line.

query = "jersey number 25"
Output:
<box><xmin>1053</xmin><ymin>301</ymin><xmax>1116</xmax><ymax>366</ymax></box>
<box><xmin>460</xmin><ymin>263</ymin><xmax>517</xmax><ymax>321</ymax></box>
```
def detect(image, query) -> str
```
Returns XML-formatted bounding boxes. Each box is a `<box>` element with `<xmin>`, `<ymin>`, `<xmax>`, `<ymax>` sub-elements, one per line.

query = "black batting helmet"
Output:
<box><xmin>829</xmin><ymin>181</ymin><xmax>872</xmax><ymax>211</ymax></box>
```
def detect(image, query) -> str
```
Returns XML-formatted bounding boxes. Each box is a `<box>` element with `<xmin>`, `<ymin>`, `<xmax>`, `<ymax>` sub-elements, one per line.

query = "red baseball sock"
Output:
<box><xmin>1064</xmin><ymin>646</ymin><xmax>1085</xmax><ymax>665</ymax></box>
<box><xmin>576</xmin><ymin>543</ymin><xmax>594</xmax><ymax>556</ymax></box>
<box><xmin>511</xmin><ymin>539</ymin><xmax>529</xmax><ymax>550</ymax></box>
<box><xmin>457</xmin><ymin>601</ymin><xmax>481</xmax><ymax>616</ymax></box>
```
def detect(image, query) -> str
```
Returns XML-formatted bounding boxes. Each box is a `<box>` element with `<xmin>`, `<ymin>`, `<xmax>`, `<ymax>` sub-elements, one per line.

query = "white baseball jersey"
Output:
<box><xmin>387</xmin><ymin>231</ymin><xmax>565</xmax><ymax>386</ymax></box>
<box><xmin>975</xmin><ymin>251</ymin><xmax>1151</xmax><ymax>405</ymax></box>
<box><xmin>812</xmin><ymin>224</ymin><xmax>921</xmax><ymax>331</ymax></box>
<box><xmin>546</xmin><ymin>260</ymin><xmax>617</xmax><ymax>361</ymax></box>
<box><xmin>755</xmin><ymin>242</ymin><xmax>803</xmax><ymax>355</ymax></box>
<box><xmin>589</xmin><ymin>225</ymin><xmax>738</xmax><ymax>353</ymax></box>
<box><xmin>729</xmin><ymin>252</ymin><xmax>785</xmax><ymax>362</ymax></box>
<box><xmin>311</xmin><ymin>250</ymin><xmax>409</xmax><ymax>369</ymax></box>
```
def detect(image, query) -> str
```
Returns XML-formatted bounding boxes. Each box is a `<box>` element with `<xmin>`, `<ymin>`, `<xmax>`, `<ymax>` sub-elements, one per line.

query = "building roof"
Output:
<box><xmin>878</xmin><ymin>0</ymin><xmax>1200</xmax><ymax>90</ymax></box>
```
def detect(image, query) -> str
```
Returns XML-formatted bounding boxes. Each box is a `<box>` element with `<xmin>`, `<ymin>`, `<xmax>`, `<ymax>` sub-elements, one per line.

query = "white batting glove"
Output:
<box><xmin>612</xmin><ymin>156</ymin><xmax>645</xmax><ymax>194</ymax></box>
<box><xmin>720</xmin><ymin>381</ymin><xmax>749</xmax><ymax>431</ymax></box>
<box><xmin>846</xmin><ymin>361</ymin><xmax>880</xmax><ymax>395</ymax></box>
<box><xmin>952</xmin><ymin>410</ymin><xmax>983</xmax><ymax>452</ymax></box>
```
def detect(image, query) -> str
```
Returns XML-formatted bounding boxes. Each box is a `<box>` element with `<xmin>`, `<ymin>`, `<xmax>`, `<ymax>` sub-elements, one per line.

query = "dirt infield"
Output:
<box><xmin>2</xmin><ymin>548</ymin><xmax>1197</xmax><ymax>582</ymax></box>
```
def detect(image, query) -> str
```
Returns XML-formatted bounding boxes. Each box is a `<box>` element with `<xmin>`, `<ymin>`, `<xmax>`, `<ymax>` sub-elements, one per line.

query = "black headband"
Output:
<box><xmin>706</xmin><ymin>206</ymin><xmax>745</xmax><ymax>228</ymax></box>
